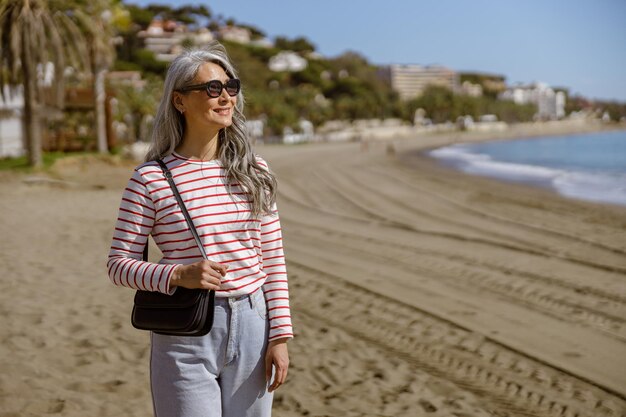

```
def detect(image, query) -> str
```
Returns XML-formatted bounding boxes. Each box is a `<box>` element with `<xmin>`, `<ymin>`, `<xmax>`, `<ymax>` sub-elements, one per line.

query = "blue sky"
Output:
<box><xmin>125</xmin><ymin>0</ymin><xmax>626</xmax><ymax>102</ymax></box>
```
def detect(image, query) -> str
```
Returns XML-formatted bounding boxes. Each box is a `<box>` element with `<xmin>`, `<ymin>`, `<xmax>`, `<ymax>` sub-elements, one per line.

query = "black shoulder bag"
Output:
<box><xmin>131</xmin><ymin>159</ymin><xmax>215</xmax><ymax>336</ymax></box>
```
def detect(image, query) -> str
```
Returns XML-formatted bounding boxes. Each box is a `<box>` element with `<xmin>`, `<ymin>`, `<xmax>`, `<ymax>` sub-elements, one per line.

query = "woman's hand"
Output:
<box><xmin>265</xmin><ymin>338</ymin><xmax>290</xmax><ymax>392</ymax></box>
<box><xmin>170</xmin><ymin>260</ymin><xmax>228</xmax><ymax>290</ymax></box>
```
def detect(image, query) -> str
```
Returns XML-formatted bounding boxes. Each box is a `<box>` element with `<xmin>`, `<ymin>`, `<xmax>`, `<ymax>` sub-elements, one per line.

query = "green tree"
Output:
<box><xmin>125</xmin><ymin>4</ymin><xmax>154</xmax><ymax>28</ymax></box>
<box><xmin>131</xmin><ymin>48</ymin><xmax>168</xmax><ymax>76</ymax></box>
<box><xmin>113</xmin><ymin>76</ymin><xmax>162</xmax><ymax>141</ymax></box>
<box><xmin>181</xmin><ymin>37</ymin><xmax>196</xmax><ymax>49</ymax></box>
<box><xmin>237</xmin><ymin>23</ymin><xmax>265</xmax><ymax>40</ymax></box>
<box><xmin>274</xmin><ymin>36</ymin><xmax>316</xmax><ymax>53</ymax></box>
<box><xmin>52</xmin><ymin>0</ymin><xmax>126</xmax><ymax>153</ymax></box>
<box><xmin>407</xmin><ymin>86</ymin><xmax>454</xmax><ymax>123</ymax></box>
<box><xmin>0</xmin><ymin>0</ymin><xmax>89</xmax><ymax>166</ymax></box>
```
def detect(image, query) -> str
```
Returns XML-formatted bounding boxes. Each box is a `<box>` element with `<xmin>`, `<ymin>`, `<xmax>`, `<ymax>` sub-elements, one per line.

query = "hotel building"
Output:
<box><xmin>379</xmin><ymin>64</ymin><xmax>459</xmax><ymax>100</ymax></box>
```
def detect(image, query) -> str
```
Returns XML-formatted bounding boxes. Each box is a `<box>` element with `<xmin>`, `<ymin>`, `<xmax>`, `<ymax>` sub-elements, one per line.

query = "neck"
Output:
<box><xmin>176</xmin><ymin>128</ymin><xmax>221</xmax><ymax>161</ymax></box>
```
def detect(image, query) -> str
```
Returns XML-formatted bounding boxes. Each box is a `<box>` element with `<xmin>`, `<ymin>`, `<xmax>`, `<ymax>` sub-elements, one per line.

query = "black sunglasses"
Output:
<box><xmin>176</xmin><ymin>79</ymin><xmax>241</xmax><ymax>98</ymax></box>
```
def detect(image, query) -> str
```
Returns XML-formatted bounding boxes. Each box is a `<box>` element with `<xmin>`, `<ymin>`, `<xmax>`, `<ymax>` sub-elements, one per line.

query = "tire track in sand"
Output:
<box><xmin>287</xmin><ymin>261</ymin><xmax>626</xmax><ymax>417</ymax></box>
<box><xmin>286</xmin><ymin>225</ymin><xmax>626</xmax><ymax>342</ymax></box>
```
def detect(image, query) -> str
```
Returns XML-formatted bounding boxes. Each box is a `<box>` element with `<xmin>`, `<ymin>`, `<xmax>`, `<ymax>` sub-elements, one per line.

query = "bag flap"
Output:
<box><xmin>134</xmin><ymin>288</ymin><xmax>207</xmax><ymax>309</ymax></box>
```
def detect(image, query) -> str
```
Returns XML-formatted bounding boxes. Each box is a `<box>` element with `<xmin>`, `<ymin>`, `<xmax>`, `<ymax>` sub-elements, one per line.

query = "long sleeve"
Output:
<box><xmin>260</xmin><ymin>206</ymin><xmax>294</xmax><ymax>341</ymax></box>
<box><xmin>107</xmin><ymin>169</ymin><xmax>178</xmax><ymax>294</ymax></box>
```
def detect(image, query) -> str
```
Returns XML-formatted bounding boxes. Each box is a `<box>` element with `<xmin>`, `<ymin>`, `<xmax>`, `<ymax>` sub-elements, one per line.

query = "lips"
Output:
<box><xmin>213</xmin><ymin>107</ymin><xmax>231</xmax><ymax>116</ymax></box>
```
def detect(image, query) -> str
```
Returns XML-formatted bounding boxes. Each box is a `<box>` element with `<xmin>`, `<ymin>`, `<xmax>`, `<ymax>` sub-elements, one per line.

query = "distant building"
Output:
<box><xmin>482</xmin><ymin>77</ymin><xmax>506</xmax><ymax>93</ymax></box>
<box><xmin>219</xmin><ymin>25</ymin><xmax>251</xmax><ymax>44</ymax></box>
<box><xmin>249</xmin><ymin>38</ymin><xmax>273</xmax><ymax>48</ymax></box>
<box><xmin>459</xmin><ymin>80</ymin><xmax>483</xmax><ymax>97</ymax></box>
<box><xmin>106</xmin><ymin>71</ymin><xmax>146</xmax><ymax>89</ymax></box>
<box><xmin>379</xmin><ymin>64</ymin><xmax>459</xmax><ymax>100</ymax></box>
<box><xmin>246</xmin><ymin>119</ymin><xmax>265</xmax><ymax>141</ymax></box>
<box><xmin>0</xmin><ymin>86</ymin><xmax>24</xmax><ymax>157</ymax></box>
<box><xmin>459</xmin><ymin>72</ymin><xmax>506</xmax><ymax>95</ymax></box>
<box><xmin>138</xmin><ymin>19</ymin><xmax>214</xmax><ymax>62</ymax></box>
<box><xmin>268</xmin><ymin>51</ymin><xmax>308</xmax><ymax>72</ymax></box>
<box><xmin>499</xmin><ymin>82</ymin><xmax>566</xmax><ymax>120</ymax></box>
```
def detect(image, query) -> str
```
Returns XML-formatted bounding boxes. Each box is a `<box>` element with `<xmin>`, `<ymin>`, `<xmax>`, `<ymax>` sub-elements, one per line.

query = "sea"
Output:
<box><xmin>428</xmin><ymin>130</ymin><xmax>626</xmax><ymax>207</ymax></box>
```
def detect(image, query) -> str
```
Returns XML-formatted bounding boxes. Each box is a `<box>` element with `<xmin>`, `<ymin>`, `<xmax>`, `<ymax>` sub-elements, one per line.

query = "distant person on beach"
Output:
<box><xmin>106</xmin><ymin>41</ymin><xmax>292</xmax><ymax>417</ymax></box>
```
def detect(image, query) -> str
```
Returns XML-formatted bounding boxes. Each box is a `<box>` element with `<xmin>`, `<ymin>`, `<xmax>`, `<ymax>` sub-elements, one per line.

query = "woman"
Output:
<box><xmin>106</xmin><ymin>41</ymin><xmax>292</xmax><ymax>417</ymax></box>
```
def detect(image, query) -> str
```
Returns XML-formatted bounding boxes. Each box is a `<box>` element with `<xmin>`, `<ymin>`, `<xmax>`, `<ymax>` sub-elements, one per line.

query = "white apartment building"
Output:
<box><xmin>268</xmin><ymin>51</ymin><xmax>308</xmax><ymax>72</ymax></box>
<box><xmin>380</xmin><ymin>64</ymin><xmax>459</xmax><ymax>100</ymax></box>
<box><xmin>500</xmin><ymin>82</ymin><xmax>566</xmax><ymax>120</ymax></box>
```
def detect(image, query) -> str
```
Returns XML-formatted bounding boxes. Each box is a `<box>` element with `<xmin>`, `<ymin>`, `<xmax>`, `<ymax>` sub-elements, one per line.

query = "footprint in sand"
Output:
<box><xmin>418</xmin><ymin>398</ymin><xmax>438</xmax><ymax>412</ymax></box>
<box><xmin>23</xmin><ymin>398</ymin><xmax>65</xmax><ymax>414</ymax></box>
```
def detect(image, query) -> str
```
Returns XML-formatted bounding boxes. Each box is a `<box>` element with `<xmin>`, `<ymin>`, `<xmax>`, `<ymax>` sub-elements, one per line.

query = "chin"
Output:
<box><xmin>220</xmin><ymin>119</ymin><xmax>233</xmax><ymax>128</ymax></box>
<box><xmin>205</xmin><ymin>118</ymin><xmax>233</xmax><ymax>130</ymax></box>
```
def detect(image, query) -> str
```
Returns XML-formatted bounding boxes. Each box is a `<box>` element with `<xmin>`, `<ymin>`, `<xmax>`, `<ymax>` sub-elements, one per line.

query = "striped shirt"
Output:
<box><xmin>107</xmin><ymin>152</ymin><xmax>293</xmax><ymax>342</ymax></box>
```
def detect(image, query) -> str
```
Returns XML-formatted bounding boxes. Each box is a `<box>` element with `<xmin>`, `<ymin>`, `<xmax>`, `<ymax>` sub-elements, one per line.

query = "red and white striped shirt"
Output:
<box><xmin>107</xmin><ymin>152</ymin><xmax>293</xmax><ymax>341</ymax></box>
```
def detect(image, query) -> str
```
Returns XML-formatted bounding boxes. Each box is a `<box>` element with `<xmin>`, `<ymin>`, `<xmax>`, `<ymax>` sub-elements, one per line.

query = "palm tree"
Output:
<box><xmin>54</xmin><ymin>0</ymin><xmax>125</xmax><ymax>154</ymax></box>
<box><xmin>0</xmin><ymin>0</ymin><xmax>88</xmax><ymax>167</ymax></box>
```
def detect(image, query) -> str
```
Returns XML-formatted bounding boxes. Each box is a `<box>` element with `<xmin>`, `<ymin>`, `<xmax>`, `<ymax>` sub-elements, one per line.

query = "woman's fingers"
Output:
<box><xmin>202</xmin><ymin>261</ymin><xmax>226</xmax><ymax>290</ymax></box>
<box><xmin>197</xmin><ymin>261</ymin><xmax>226</xmax><ymax>282</ymax></box>
<box><xmin>173</xmin><ymin>261</ymin><xmax>228</xmax><ymax>290</ymax></box>
<box><xmin>209</xmin><ymin>261</ymin><xmax>229</xmax><ymax>276</ymax></box>
<box><xmin>200</xmin><ymin>275</ymin><xmax>221</xmax><ymax>290</ymax></box>
<box><xmin>265</xmin><ymin>340</ymin><xmax>289</xmax><ymax>392</ymax></box>
<box><xmin>201</xmin><ymin>261</ymin><xmax>228</xmax><ymax>277</ymax></box>
<box><xmin>269</xmin><ymin>365</ymin><xmax>287</xmax><ymax>392</ymax></box>
<box><xmin>198</xmin><ymin>261</ymin><xmax>229</xmax><ymax>290</ymax></box>
<box><xmin>267</xmin><ymin>354</ymin><xmax>289</xmax><ymax>392</ymax></box>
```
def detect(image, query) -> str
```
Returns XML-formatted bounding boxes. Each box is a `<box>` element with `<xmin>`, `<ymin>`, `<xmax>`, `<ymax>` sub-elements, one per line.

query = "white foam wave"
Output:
<box><xmin>428</xmin><ymin>145</ymin><xmax>626</xmax><ymax>206</ymax></box>
<box><xmin>429</xmin><ymin>146</ymin><xmax>490</xmax><ymax>162</ymax></box>
<box><xmin>553</xmin><ymin>171</ymin><xmax>626</xmax><ymax>206</ymax></box>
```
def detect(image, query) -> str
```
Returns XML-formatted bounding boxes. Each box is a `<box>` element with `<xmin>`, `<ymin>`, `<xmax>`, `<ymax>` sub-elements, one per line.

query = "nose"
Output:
<box><xmin>218</xmin><ymin>86</ymin><xmax>231</xmax><ymax>101</ymax></box>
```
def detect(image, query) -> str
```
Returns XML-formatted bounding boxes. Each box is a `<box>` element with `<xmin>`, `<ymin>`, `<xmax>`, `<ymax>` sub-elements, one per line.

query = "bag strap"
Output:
<box><xmin>142</xmin><ymin>159</ymin><xmax>208</xmax><ymax>262</ymax></box>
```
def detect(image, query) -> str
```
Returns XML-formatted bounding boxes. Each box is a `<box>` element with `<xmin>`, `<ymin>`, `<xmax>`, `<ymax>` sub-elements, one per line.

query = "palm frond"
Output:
<box><xmin>0</xmin><ymin>0</ymin><xmax>90</xmax><ymax>105</ymax></box>
<box><xmin>53</xmin><ymin>10</ymin><xmax>90</xmax><ymax>71</ymax></box>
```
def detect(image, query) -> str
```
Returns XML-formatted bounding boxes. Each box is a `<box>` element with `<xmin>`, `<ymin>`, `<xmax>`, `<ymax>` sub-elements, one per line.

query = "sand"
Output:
<box><xmin>0</xmin><ymin>122</ymin><xmax>625</xmax><ymax>417</ymax></box>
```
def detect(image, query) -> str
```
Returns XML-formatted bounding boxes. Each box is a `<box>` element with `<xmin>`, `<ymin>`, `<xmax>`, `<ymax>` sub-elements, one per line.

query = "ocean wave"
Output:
<box><xmin>553</xmin><ymin>171</ymin><xmax>626</xmax><ymax>206</ymax></box>
<box><xmin>428</xmin><ymin>145</ymin><xmax>626</xmax><ymax>206</ymax></box>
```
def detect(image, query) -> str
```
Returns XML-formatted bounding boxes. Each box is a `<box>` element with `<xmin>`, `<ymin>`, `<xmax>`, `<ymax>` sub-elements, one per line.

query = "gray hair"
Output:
<box><xmin>145</xmin><ymin>41</ymin><xmax>277</xmax><ymax>218</ymax></box>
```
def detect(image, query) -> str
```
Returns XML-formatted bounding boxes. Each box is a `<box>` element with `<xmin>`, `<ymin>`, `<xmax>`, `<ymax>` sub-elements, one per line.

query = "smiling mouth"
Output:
<box><xmin>214</xmin><ymin>108</ymin><xmax>231</xmax><ymax>116</ymax></box>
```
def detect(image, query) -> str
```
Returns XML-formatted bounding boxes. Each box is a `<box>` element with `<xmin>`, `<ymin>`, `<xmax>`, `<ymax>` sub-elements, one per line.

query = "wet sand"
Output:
<box><xmin>0</xmin><ymin>123</ymin><xmax>625</xmax><ymax>417</ymax></box>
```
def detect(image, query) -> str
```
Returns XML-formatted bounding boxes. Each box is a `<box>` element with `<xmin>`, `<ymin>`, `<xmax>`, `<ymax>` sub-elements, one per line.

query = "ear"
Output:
<box><xmin>172</xmin><ymin>92</ymin><xmax>185</xmax><ymax>113</ymax></box>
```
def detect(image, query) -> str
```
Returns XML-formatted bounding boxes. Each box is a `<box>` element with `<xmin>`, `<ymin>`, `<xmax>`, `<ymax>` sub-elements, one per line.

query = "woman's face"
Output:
<box><xmin>174</xmin><ymin>62</ymin><xmax>237</xmax><ymax>133</ymax></box>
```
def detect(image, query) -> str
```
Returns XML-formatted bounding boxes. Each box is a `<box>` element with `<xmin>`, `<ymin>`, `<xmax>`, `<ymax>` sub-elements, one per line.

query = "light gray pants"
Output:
<box><xmin>150</xmin><ymin>288</ymin><xmax>273</xmax><ymax>417</ymax></box>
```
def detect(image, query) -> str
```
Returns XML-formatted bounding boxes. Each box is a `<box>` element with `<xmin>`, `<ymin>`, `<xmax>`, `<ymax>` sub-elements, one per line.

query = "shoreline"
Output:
<box><xmin>421</xmin><ymin>129</ymin><xmax>626</xmax><ymax>208</ymax></box>
<box><xmin>386</xmin><ymin>120</ymin><xmax>626</xmax><ymax>209</ymax></box>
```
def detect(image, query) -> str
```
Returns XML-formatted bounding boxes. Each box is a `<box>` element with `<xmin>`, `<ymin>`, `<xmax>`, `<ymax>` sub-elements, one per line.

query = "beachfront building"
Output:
<box><xmin>499</xmin><ymin>82</ymin><xmax>566</xmax><ymax>120</ymax></box>
<box><xmin>379</xmin><ymin>64</ymin><xmax>459</xmax><ymax>100</ymax></box>
<box><xmin>268</xmin><ymin>51</ymin><xmax>308</xmax><ymax>72</ymax></box>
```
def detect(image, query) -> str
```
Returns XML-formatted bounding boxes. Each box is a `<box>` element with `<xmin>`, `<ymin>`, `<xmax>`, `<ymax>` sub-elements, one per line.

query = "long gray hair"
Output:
<box><xmin>145</xmin><ymin>41</ymin><xmax>277</xmax><ymax>218</ymax></box>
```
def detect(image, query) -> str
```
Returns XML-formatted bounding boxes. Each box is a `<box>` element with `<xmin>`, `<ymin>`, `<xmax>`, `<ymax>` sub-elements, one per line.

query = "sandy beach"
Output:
<box><xmin>1</xmin><ymin>122</ymin><xmax>625</xmax><ymax>417</ymax></box>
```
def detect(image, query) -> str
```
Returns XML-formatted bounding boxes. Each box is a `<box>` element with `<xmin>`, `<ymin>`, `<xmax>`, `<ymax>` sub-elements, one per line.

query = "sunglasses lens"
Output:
<box><xmin>225</xmin><ymin>80</ymin><xmax>240</xmax><ymax>96</ymax></box>
<box><xmin>207</xmin><ymin>81</ymin><xmax>223</xmax><ymax>97</ymax></box>
<box><xmin>204</xmin><ymin>79</ymin><xmax>240</xmax><ymax>97</ymax></box>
